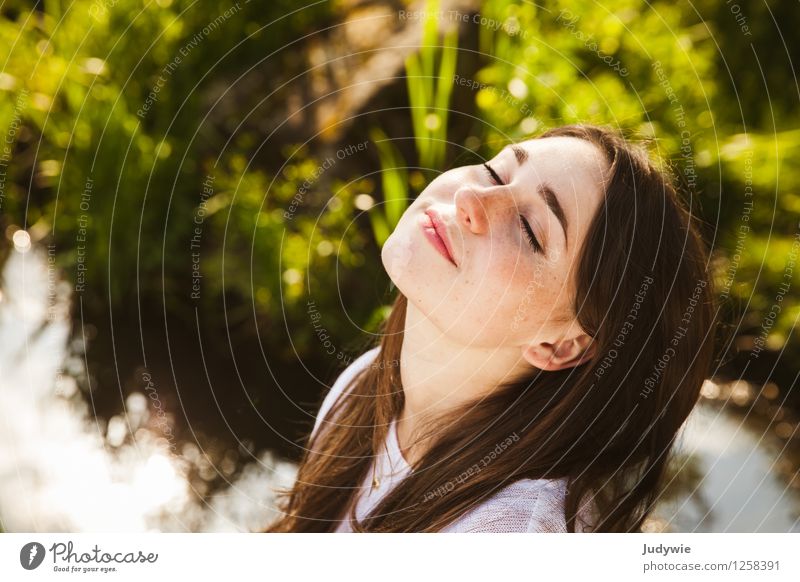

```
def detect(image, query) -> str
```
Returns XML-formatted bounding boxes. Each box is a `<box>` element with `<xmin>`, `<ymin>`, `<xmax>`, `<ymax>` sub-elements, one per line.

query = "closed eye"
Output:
<box><xmin>519</xmin><ymin>215</ymin><xmax>543</xmax><ymax>254</ymax></box>
<box><xmin>483</xmin><ymin>162</ymin><xmax>503</xmax><ymax>185</ymax></box>
<box><xmin>483</xmin><ymin>162</ymin><xmax>543</xmax><ymax>255</ymax></box>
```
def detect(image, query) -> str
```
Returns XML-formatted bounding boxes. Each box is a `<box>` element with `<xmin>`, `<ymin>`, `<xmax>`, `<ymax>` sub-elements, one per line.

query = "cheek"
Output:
<box><xmin>445</xmin><ymin>252</ymin><xmax>538</xmax><ymax>331</ymax></box>
<box><xmin>491</xmin><ymin>258</ymin><xmax>542</xmax><ymax>316</ymax></box>
<box><xmin>485</xmin><ymin>246</ymin><xmax>535</xmax><ymax>293</ymax></box>
<box><xmin>513</xmin><ymin>266</ymin><xmax>573</xmax><ymax>333</ymax></box>
<box><xmin>476</xmin><ymin>254</ymin><xmax>565</xmax><ymax>331</ymax></box>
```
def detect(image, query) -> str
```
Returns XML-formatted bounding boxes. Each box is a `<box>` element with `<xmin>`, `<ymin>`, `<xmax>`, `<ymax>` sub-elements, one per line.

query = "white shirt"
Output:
<box><xmin>311</xmin><ymin>347</ymin><xmax>595</xmax><ymax>532</ymax></box>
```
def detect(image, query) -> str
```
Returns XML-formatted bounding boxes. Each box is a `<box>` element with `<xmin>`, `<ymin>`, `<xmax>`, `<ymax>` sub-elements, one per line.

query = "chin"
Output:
<box><xmin>382</xmin><ymin>231</ymin><xmax>442</xmax><ymax>303</ymax></box>
<box><xmin>381</xmin><ymin>229</ymin><xmax>417</xmax><ymax>288</ymax></box>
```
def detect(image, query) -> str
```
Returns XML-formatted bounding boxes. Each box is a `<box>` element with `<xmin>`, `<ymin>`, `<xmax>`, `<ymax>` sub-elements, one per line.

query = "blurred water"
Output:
<box><xmin>650</xmin><ymin>400</ymin><xmax>800</xmax><ymax>532</ymax></box>
<box><xmin>0</xmin><ymin>244</ymin><xmax>797</xmax><ymax>532</ymax></box>
<box><xmin>0</xmin><ymin>245</ymin><xmax>296</xmax><ymax>532</ymax></box>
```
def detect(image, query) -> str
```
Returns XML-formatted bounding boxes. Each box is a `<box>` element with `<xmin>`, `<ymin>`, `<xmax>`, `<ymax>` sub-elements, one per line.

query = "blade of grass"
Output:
<box><xmin>368</xmin><ymin>206</ymin><xmax>392</xmax><ymax>247</ymax></box>
<box><xmin>405</xmin><ymin>53</ymin><xmax>430</xmax><ymax>167</ymax></box>
<box><xmin>432</xmin><ymin>27</ymin><xmax>459</xmax><ymax>168</ymax></box>
<box><xmin>420</xmin><ymin>0</ymin><xmax>440</xmax><ymax>106</ymax></box>
<box><xmin>370</xmin><ymin>128</ymin><xmax>409</xmax><ymax>228</ymax></box>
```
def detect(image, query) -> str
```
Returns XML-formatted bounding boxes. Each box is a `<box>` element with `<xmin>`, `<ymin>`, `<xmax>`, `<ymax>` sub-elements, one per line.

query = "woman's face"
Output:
<box><xmin>381</xmin><ymin>136</ymin><xmax>609</xmax><ymax>348</ymax></box>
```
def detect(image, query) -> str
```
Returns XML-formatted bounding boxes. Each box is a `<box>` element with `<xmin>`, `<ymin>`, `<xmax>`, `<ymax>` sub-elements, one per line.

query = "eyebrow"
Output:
<box><xmin>510</xmin><ymin>145</ymin><xmax>569</xmax><ymax>251</ymax></box>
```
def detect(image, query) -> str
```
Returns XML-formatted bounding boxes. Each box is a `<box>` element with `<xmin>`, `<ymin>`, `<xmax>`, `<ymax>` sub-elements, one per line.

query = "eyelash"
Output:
<box><xmin>482</xmin><ymin>163</ymin><xmax>544</xmax><ymax>255</ymax></box>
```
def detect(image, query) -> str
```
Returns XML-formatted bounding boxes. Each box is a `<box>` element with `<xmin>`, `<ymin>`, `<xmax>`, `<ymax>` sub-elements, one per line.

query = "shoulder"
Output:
<box><xmin>442</xmin><ymin>478</ymin><xmax>595</xmax><ymax>533</ymax></box>
<box><xmin>310</xmin><ymin>346</ymin><xmax>381</xmax><ymax>440</ymax></box>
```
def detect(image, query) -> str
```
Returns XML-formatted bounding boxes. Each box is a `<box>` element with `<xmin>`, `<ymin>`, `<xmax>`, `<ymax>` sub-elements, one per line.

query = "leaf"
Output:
<box><xmin>370</xmin><ymin>127</ymin><xmax>409</xmax><ymax>230</ymax></box>
<box><xmin>432</xmin><ymin>27</ymin><xmax>459</xmax><ymax>168</ymax></box>
<box><xmin>405</xmin><ymin>53</ymin><xmax>430</xmax><ymax>166</ymax></box>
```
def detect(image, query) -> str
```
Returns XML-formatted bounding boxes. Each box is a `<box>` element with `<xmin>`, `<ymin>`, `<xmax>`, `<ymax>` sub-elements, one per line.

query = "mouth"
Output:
<box><xmin>421</xmin><ymin>209</ymin><xmax>458</xmax><ymax>267</ymax></box>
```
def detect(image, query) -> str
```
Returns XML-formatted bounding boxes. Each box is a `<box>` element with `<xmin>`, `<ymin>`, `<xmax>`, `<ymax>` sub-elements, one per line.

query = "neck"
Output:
<box><xmin>395</xmin><ymin>302</ymin><xmax>533</xmax><ymax>466</ymax></box>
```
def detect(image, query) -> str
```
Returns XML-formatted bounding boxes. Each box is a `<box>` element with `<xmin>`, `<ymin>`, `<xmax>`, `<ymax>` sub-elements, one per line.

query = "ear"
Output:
<box><xmin>522</xmin><ymin>334</ymin><xmax>595</xmax><ymax>371</ymax></box>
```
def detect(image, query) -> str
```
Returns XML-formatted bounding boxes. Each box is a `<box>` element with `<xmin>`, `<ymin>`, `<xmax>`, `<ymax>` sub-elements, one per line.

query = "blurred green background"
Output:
<box><xmin>0</xmin><ymin>0</ymin><xmax>798</xmax><ymax>532</ymax></box>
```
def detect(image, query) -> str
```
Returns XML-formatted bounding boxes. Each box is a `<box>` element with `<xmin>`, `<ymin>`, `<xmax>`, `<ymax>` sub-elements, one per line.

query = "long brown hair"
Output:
<box><xmin>262</xmin><ymin>124</ymin><xmax>720</xmax><ymax>532</ymax></box>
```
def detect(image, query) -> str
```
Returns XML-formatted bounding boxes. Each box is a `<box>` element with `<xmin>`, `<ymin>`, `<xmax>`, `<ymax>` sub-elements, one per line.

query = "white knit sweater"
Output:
<box><xmin>311</xmin><ymin>347</ymin><xmax>596</xmax><ymax>533</ymax></box>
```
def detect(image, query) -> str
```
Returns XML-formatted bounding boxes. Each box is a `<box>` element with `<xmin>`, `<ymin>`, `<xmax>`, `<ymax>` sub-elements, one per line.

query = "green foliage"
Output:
<box><xmin>198</xmin><ymin>146</ymin><xmax>379</xmax><ymax>358</ymax></box>
<box><xmin>404</xmin><ymin>0</ymin><xmax>458</xmax><ymax>170</ymax></box>
<box><xmin>367</xmin><ymin>127</ymin><xmax>408</xmax><ymax>247</ymax></box>
<box><xmin>0</xmin><ymin>1</ymin><xmax>330</xmax><ymax>304</ymax></box>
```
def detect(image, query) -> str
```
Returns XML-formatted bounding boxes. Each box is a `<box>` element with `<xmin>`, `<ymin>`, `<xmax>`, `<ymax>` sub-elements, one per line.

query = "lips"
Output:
<box><xmin>422</xmin><ymin>209</ymin><xmax>458</xmax><ymax>267</ymax></box>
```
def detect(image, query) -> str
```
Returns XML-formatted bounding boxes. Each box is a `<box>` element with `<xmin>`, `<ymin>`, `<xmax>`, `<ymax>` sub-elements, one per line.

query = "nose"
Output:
<box><xmin>455</xmin><ymin>184</ymin><xmax>514</xmax><ymax>235</ymax></box>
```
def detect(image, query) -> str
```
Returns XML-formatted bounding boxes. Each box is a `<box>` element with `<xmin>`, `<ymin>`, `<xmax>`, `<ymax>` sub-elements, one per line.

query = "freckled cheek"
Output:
<box><xmin>509</xmin><ymin>261</ymin><xmax>566</xmax><ymax>317</ymax></box>
<box><xmin>468</xmin><ymin>257</ymin><xmax>535</xmax><ymax>313</ymax></box>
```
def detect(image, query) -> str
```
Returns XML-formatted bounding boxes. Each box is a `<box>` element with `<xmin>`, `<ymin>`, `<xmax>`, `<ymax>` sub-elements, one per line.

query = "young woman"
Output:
<box><xmin>263</xmin><ymin>124</ymin><xmax>719</xmax><ymax>533</ymax></box>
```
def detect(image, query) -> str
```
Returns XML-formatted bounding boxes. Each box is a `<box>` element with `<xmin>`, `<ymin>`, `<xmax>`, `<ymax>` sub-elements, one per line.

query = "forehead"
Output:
<box><xmin>511</xmin><ymin>136</ymin><xmax>609</xmax><ymax>252</ymax></box>
<box><xmin>514</xmin><ymin>136</ymin><xmax>608</xmax><ymax>186</ymax></box>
